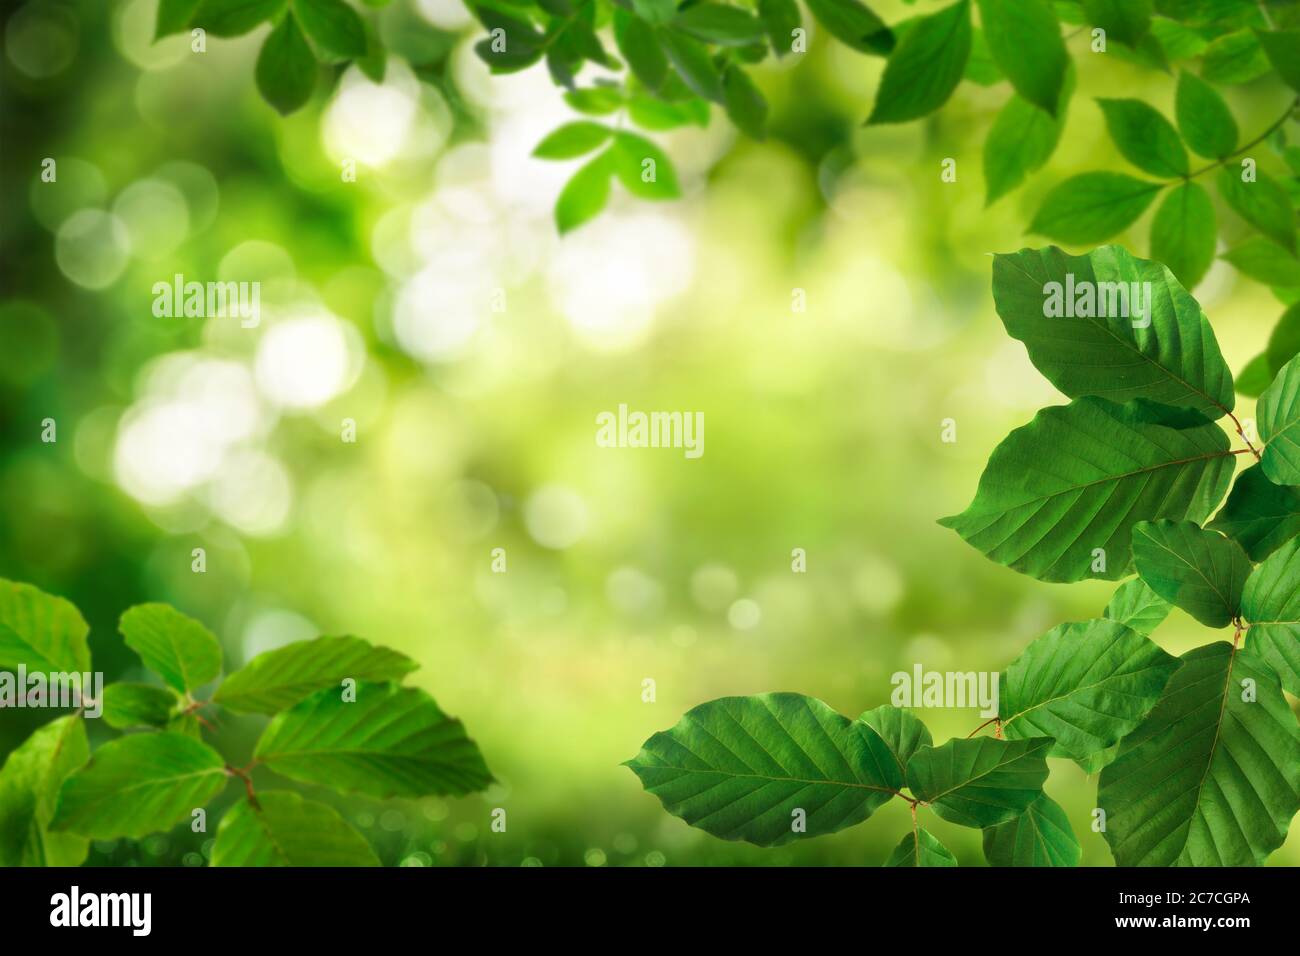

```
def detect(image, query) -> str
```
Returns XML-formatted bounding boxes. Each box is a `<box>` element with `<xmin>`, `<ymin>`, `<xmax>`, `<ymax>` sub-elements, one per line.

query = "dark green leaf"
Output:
<box><xmin>625</xmin><ymin>693</ymin><xmax>902</xmax><ymax>846</ymax></box>
<box><xmin>866</xmin><ymin>0</ymin><xmax>971</xmax><ymax>125</ymax></box>
<box><xmin>1131</xmin><ymin>520</ymin><xmax>1252</xmax><ymax>627</ymax></box>
<box><xmin>1267</xmin><ymin>301</ymin><xmax>1300</xmax><ymax>374</ymax></box>
<box><xmin>658</xmin><ymin>27</ymin><xmax>724</xmax><ymax>102</ymax></box>
<box><xmin>672</xmin><ymin>4</ymin><xmax>765</xmax><ymax>46</ymax></box>
<box><xmin>1210</xmin><ymin>463</ymin><xmax>1300</xmax><ymax>560</ymax></box>
<box><xmin>1175</xmin><ymin>70</ymin><xmax>1238</xmax><ymax>159</ymax></box>
<box><xmin>1030</xmin><ymin>173</ymin><xmax>1162</xmax><ymax>244</ymax></box>
<box><xmin>614</xmin><ymin>9</ymin><xmax>668</xmax><ymax>90</ymax></box>
<box><xmin>254</xmin><ymin>682</ymin><xmax>493</xmax><ymax>798</ymax></box>
<box><xmin>758</xmin><ymin>0</ymin><xmax>801</xmax><ymax>57</ymax></box>
<box><xmin>906</xmin><ymin>736</ymin><xmax>1051</xmax><ymax>829</ymax></box>
<box><xmin>1257</xmin><ymin>354</ymin><xmax>1300</xmax><ymax>484</ymax></box>
<box><xmin>805</xmin><ymin>0</ymin><xmax>894</xmax><ymax>55</ymax></box>
<box><xmin>211</xmin><ymin>791</ymin><xmax>379</xmax><ymax>866</ymax></box>
<box><xmin>1236</xmin><ymin>352</ymin><xmax>1274</xmax><ymax>398</ymax></box>
<box><xmin>982</xmin><ymin>794</ymin><xmax>1080</xmax><ymax>866</ymax></box>
<box><xmin>1097</xmin><ymin>98</ymin><xmax>1188</xmax><ymax>178</ymax></box>
<box><xmin>0</xmin><ymin>716</ymin><xmax>89</xmax><ymax>866</ymax></box>
<box><xmin>1240</xmin><ymin>536</ymin><xmax>1300</xmax><ymax>695</ymax></box>
<box><xmin>1098</xmin><ymin>642</ymin><xmax>1300</xmax><ymax>865</ymax></box>
<box><xmin>533</xmin><ymin>121</ymin><xmax>613</xmax><ymax>159</ymax></box>
<box><xmin>255</xmin><ymin>11</ymin><xmax>318</xmax><ymax>115</ymax></box>
<box><xmin>977</xmin><ymin>0</ymin><xmax>1067</xmax><ymax>116</ymax></box>
<box><xmin>1217</xmin><ymin>166</ymin><xmax>1296</xmax><ymax>253</ymax></box>
<box><xmin>940</xmin><ymin>397</ymin><xmax>1236</xmax><ymax>582</ymax></box>
<box><xmin>1256</xmin><ymin>28</ymin><xmax>1300</xmax><ymax>91</ymax></box>
<box><xmin>983</xmin><ymin>68</ymin><xmax>1073</xmax><ymax>205</ymax></box>
<box><xmin>191</xmin><ymin>0</ymin><xmax>286</xmax><ymax>37</ymax></box>
<box><xmin>1150</xmin><ymin>181</ymin><xmax>1216</xmax><ymax>288</ymax></box>
<box><xmin>50</xmin><ymin>732</ymin><xmax>227</xmax><ymax>840</ymax></box>
<box><xmin>120</xmin><ymin>603</ymin><xmax>223</xmax><ymax>694</ymax></box>
<box><xmin>884</xmin><ymin>827</ymin><xmax>958</xmax><ymax>866</ymax></box>
<box><xmin>723</xmin><ymin>64</ymin><xmax>767</xmax><ymax>139</ymax></box>
<box><xmin>293</xmin><ymin>0</ymin><xmax>365</xmax><ymax>59</ymax></box>
<box><xmin>157</xmin><ymin>0</ymin><xmax>203</xmax><ymax>38</ymax></box>
<box><xmin>213</xmin><ymin>634</ymin><xmax>418</xmax><ymax>714</ymax></box>
<box><xmin>1200</xmin><ymin>29</ymin><xmax>1272</xmax><ymax>85</ymax></box>
<box><xmin>1081</xmin><ymin>0</ymin><xmax>1151</xmax><ymax>47</ymax></box>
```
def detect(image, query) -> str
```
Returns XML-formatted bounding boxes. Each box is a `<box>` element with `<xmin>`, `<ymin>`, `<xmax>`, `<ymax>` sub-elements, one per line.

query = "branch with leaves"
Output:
<box><xmin>0</xmin><ymin>580</ymin><xmax>491</xmax><ymax>866</ymax></box>
<box><xmin>628</xmin><ymin>245</ymin><xmax>1300</xmax><ymax>866</ymax></box>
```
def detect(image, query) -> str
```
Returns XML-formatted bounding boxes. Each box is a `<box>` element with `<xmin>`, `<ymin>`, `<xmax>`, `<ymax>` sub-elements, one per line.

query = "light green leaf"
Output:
<box><xmin>884</xmin><ymin>827</ymin><xmax>958</xmax><ymax>866</ymax></box>
<box><xmin>1236</xmin><ymin>352</ymin><xmax>1274</xmax><ymax>398</ymax></box>
<box><xmin>255</xmin><ymin>682</ymin><xmax>492</xmax><ymax>798</ymax></box>
<box><xmin>1241</xmin><ymin>536</ymin><xmax>1300</xmax><ymax>695</ymax></box>
<box><xmin>906</xmin><ymin>736</ymin><xmax>1051</xmax><ymax>829</ymax></box>
<box><xmin>610</xmin><ymin>131</ymin><xmax>680</xmax><ymax>199</ymax></box>
<box><xmin>1256</xmin><ymin>29</ymin><xmax>1300</xmax><ymax>91</ymax></box>
<box><xmin>982</xmin><ymin>793</ymin><xmax>1080</xmax><ymax>866</ymax></box>
<box><xmin>1030</xmin><ymin>173</ymin><xmax>1162</xmax><ymax>244</ymax></box>
<box><xmin>964</xmin><ymin>27</ymin><xmax>1002</xmax><ymax>85</ymax></box>
<box><xmin>191</xmin><ymin>0</ymin><xmax>286</xmax><ymax>37</ymax></box>
<box><xmin>211</xmin><ymin>791</ymin><xmax>379</xmax><ymax>866</ymax></box>
<box><xmin>1217</xmin><ymin>166</ymin><xmax>1296</xmax><ymax>253</ymax></box>
<box><xmin>989</xmin><ymin>245</ymin><xmax>1235</xmax><ymax>418</ymax></box>
<box><xmin>214</xmin><ymin>634</ymin><xmax>417</xmax><ymax>715</ymax></box>
<box><xmin>1098</xmin><ymin>642</ymin><xmax>1300</xmax><ymax>865</ymax></box>
<box><xmin>625</xmin><ymin>693</ymin><xmax>901</xmax><ymax>846</ymax></box>
<box><xmin>293</xmin><ymin>0</ymin><xmax>365</xmax><ymax>59</ymax></box>
<box><xmin>101</xmin><ymin>682</ymin><xmax>181</xmax><ymax>729</ymax></box>
<box><xmin>1000</xmin><ymin>619</ymin><xmax>1179</xmax><ymax>760</ymax></box>
<box><xmin>856</xmin><ymin>705</ymin><xmax>932</xmax><ymax>778</ymax></box>
<box><xmin>0</xmin><ymin>579</ymin><xmax>90</xmax><ymax>674</ymax></box>
<box><xmin>563</xmin><ymin>86</ymin><xmax>623</xmax><ymax>116</ymax></box>
<box><xmin>940</xmin><ymin>397</ymin><xmax>1237</xmax><ymax>582</ymax></box>
<box><xmin>1267</xmin><ymin>301</ymin><xmax>1300</xmax><ymax>375</ymax></box>
<box><xmin>1201</xmin><ymin>29</ymin><xmax>1272</xmax><ymax>85</ymax></box>
<box><xmin>255</xmin><ymin>11</ymin><xmax>317</xmax><ymax>115</ymax></box>
<box><xmin>805</xmin><ymin>0</ymin><xmax>893</xmax><ymax>55</ymax></box>
<box><xmin>533</xmin><ymin>121</ymin><xmax>612</xmax><ymax>160</ymax></box>
<box><xmin>1131</xmin><ymin>520</ymin><xmax>1252</xmax><ymax>627</ymax></box>
<box><xmin>1210</xmin><ymin>463</ymin><xmax>1300</xmax><ymax>560</ymax></box>
<box><xmin>983</xmin><ymin>68</ymin><xmax>1073</xmax><ymax>206</ymax></box>
<box><xmin>50</xmin><ymin>732</ymin><xmax>227</xmax><ymax>839</ymax></box>
<box><xmin>977</xmin><ymin>0</ymin><xmax>1067</xmax><ymax>116</ymax></box>
<box><xmin>555</xmin><ymin>150</ymin><xmax>612</xmax><ymax>234</ymax></box>
<box><xmin>156</xmin><ymin>0</ymin><xmax>203</xmax><ymax>38</ymax></box>
<box><xmin>1150</xmin><ymin>181</ymin><xmax>1216</xmax><ymax>289</ymax></box>
<box><xmin>1257</xmin><ymin>354</ymin><xmax>1300</xmax><ymax>484</ymax></box>
<box><xmin>1104</xmin><ymin>578</ymin><xmax>1172</xmax><ymax>635</ymax></box>
<box><xmin>1081</xmin><ymin>0</ymin><xmax>1150</xmax><ymax>47</ymax></box>
<box><xmin>1097</xmin><ymin>98</ymin><xmax>1188</xmax><ymax>178</ymax></box>
<box><xmin>120</xmin><ymin>603</ymin><xmax>223</xmax><ymax>694</ymax></box>
<box><xmin>1222</xmin><ymin>237</ymin><xmax>1300</xmax><ymax>287</ymax></box>
<box><xmin>0</xmin><ymin>716</ymin><xmax>89</xmax><ymax>866</ymax></box>
<box><xmin>672</xmin><ymin>4</ymin><xmax>765</xmax><ymax>47</ymax></box>
<box><xmin>1174</xmin><ymin>70</ymin><xmax>1238</xmax><ymax>159</ymax></box>
<box><xmin>866</xmin><ymin>0</ymin><xmax>971</xmax><ymax>125</ymax></box>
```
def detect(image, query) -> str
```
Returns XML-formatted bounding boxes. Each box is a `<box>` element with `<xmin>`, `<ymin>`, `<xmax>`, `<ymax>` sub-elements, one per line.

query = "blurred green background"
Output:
<box><xmin>1</xmin><ymin>0</ymin><xmax>1296</xmax><ymax>866</ymax></box>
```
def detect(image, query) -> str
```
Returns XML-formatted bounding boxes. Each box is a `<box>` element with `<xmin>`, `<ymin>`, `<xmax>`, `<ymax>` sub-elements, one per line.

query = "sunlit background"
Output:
<box><xmin>1</xmin><ymin>0</ymin><xmax>1296</xmax><ymax>866</ymax></box>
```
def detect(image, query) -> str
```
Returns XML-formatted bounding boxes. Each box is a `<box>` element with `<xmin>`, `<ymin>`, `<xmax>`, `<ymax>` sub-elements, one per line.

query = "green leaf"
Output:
<box><xmin>1098</xmin><ymin>642</ymin><xmax>1300</xmax><ymax>865</ymax></box>
<box><xmin>1240</xmin><ymin>536</ymin><xmax>1300</xmax><ymax>695</ymax></box>
<box><xmin>472</xmin><ymin>5</ymin><xmax>546</xmax><ymax>72</ymax></box>
<box><xmin>977</xmin><ymin>0</ymin><xmax>1067</xmax><ymax>116</ymax></box>
<box><xmin>659</xmin><ymin>27</ymin><xmax>724</xmax><ymax>102</ymax></box>
<box><xmin>1131</xmin><ymin>520</ymin><xmax>1252</xmax><ymax>627</ymax></box>
<box><xmin>1104</xmin><ymin>578</ymin><xmax>1172</xmax><ymax>635</ymax></box>
<box><xmin>884</xmin><ymin>827</ymin><xmax>958</xmax><ymax>866</ymax></box>
<box><xmin>989</xmin><ymin>245</ymin><xmax>1235</xmax><ymax>418</ymax></box>
<box><xmin>1210</xmin><ymin>463</ymin><xmax>1300</xmax><ymax>560</ymax></box>
<box><xmin>614</xmin><ymin>9</ymin><xmax>668</xmax><ymax>90</ymax></box>
<box><xmin>1097</xmin><ymin>98</ymin><xmax>1188</xmax><ymax>178</ymax></box>
<box><xmin>983</xmin><ymin>69</ymin><xmax>1073</xmax><ymax>205</ymax></box>
<box><xmin>1217</xmin><ymin>166</ymin><xmax>1296</xmax><ymax>253</ymax></box>
<box><xmin>982</xmin><ymin>793</ymin><xmax>1080</xmax><ymax>866</ymax></box>
<box><xmin>1257</xmin><ymin>354</ymin><xmax>1300</xmax><ymax>485</ymax></box>
<box><xmin>254</xmin><ymin>681</ymin><xmax>492</xmax><ymax>798</ymax></box>
<box><xmin>628</xmin><ymin>94</ymin><xmax>710</xmax><ymax>130</ymax></box>
<box><xmin>1081</xmin><ymin>0</ymin><xmax>1151</xmax><ymax>47</ymax></box>
<box><xmin>1267</xmin><ymin>301</ymin><xmax>1300</xmax><ymax>374</ymax></box>
<box><xmin>625</xmin><ymin>693</ymin><xmax>902</xmax><ymax>846</ymax></box>
<box><xmin>722</xmin><ymin>64</ymin><xmax>767</xmax><ymax>139</ymax></box>
<box><xmin>805</xmin><ymin>0</ymin><xmax>893</xmax><ymax>55</ymax></box>
<box><xmin>211</xmin><ymin>791</ymin><xmax>379</xmax><ymax>866</ymax></box>
<box><xmin>1030</xmin><ymin>173</ymin><xmax>1162</xmax><ymax>244</ymax></box>
<box><xmin>610</xmin><ymin>131</ymin><xmax>680</xmax><ymax>199</ymax></box>
<box><xmin>255</xmin><ymin>11</ymin><xmax>318</xmax><ymax>115</ymax></box>
<box><xmin>191</xmin><ymin>0</ymin><xmax>286</xmax><ymax>37</ymax></box>
<box><xmin>119</xmin><ymin>603</ymin><xmax>223</xmax><ymax>694</ymax></box>
<box><xmin>672</xmin><ymin>4</ymin><xmax>765</xmax><ymax>47</ymax></box>
<box><xmin>1001</xmin><ymin>618</ymin><xmax>1180</xmax><ymax>760</ymax></box>
<box><xmin>1222</xmin><ymin>237</ymin><xmax>1300</xmax><ymax>287</ymax></box>
<box><xmin>555</xmin><ymin>150</ymin><xmax>613</xmax><ymax>233</ymax></box>
<box><xmin>758</xmin><ymin>0</ymin><xmax>801</xmax><ymax>57</ymax></box>
<box><xmin>563</xmin><ymin>86</ymin><xmax>623</xmax><ymax>115</ymax></box>
<box><xmin>940</xmin><ymin>397</ymin><xmax>1237</xmax><ymax>582</ymax></box>
<box><xmin>906</xmin><ymin>736</ymin><xmax>1051</xmax><ymax>829</ymax></box>
<box><xmin>1150</xmin><ymin>181</ymin><xmax>1216</xmax><ymax>289</ymax></box>
<box><xmin>214</xmin><ymin>634</ymin><xmax>418</xmax><ymax>715</ymax></box>
<box><xmin>856</xmin><ymin>705</ymin><xmax>932</xmax><ymax>779</ymax></box>
<box><xmin>293</xmin><ymin>0</ymin><xmax>365</xmax><ymax>59</ymax></box>
<box><xmin>50</xmin><ymin>732</ymin><xmax>227</xmax><ymax>840</ymax></box>
<box><xmin>0</xmin><ymin>716</ymin><xmax>89</xmax><ymax>866</ymax></box>
<box><xmin>1201</xmin><ymin>29</ymin><xmax>1272</xmax><ymax>85</ymax></box>
<box><xmin>1256</xmin><ymin>29</ymin><xmax>1300</xmax><ymax>91</ymax></box>
<box><xmin>1174</xmin><ymin>70</ymin><xmax>1238</xmax><ymax>159</ymax></box>
<box><xmin>964</xmin><ymin>27</ymin><xmax>1002</xmax><ymax>85</ymax></box>
<box><xmin>866</xmin><ymin>0</ymin><xmax>970</xmax><ymax>125</ymax></box>
<box><xmin>1236</xmin><ymin>352</ymin><xmax>1273</xmax><ymax>398</ymax></box>
<box><xmin>157</xmin><ymin>0</ymin><xmax>203</xmax><ymax>38</ymax></box>
<box><xmin>632</xmin><ymin>0</ymin><xmax>676</xmax><ymax>26</ymax></box>
<box><xmin>533</xmin><ymin>121</ymin><xmax>613</xmax><ymax>159</ymax></box>
<box><xmin>0</xmin><ymin>579</ymin><xmax>90</xmax><ymax>674</ymax></box>
<box><xmin>101</xmin><ymin>683</ymin><xmax>181</xmax><ymax>729</ymax></box>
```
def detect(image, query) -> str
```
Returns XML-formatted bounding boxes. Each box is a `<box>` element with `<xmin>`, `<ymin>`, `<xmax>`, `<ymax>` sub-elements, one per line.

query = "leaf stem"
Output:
<box><xmin>966</xmin><ymin>716</ymin><xmax>1001</xmax><ymax>738</ymax></box>
<box><xmin>1226</xmin><ymin>413</ymin><xmax>1262</xmax><ymax>461</ymax></box>
<box><xmin>226</xmin><ymin>764</ymin><xmax>260</xmax><ymax>810</ymax></box>
<box><xmin>1184</xmin><ymin>97</ymin><xmax>1298</xmax><ymax>181</ymax></box>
